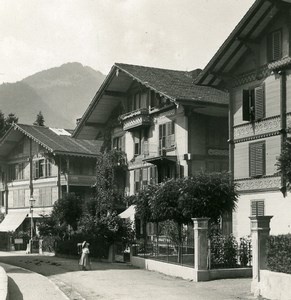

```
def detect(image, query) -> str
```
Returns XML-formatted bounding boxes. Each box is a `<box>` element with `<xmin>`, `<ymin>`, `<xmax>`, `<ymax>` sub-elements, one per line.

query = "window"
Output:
<box><xmin>134</xmin><ymin>131</ymin><xmax>141</xmax><ymax>156</ymax></box>
<box><xmin>134</xmin><ymin>169</ymin><xmax>141</xmax><ymax>193</ymax></box>
<box><xmin>267</xmin><ymin>29</ymin><xmax>282</xmax><ymax>62</ymax></box>
<box><xmin>249</xmin><ymin>141</ymin><xmax>265</xmax><ymax>177</ymax></box>
<box><xmin>251</xmin><ymin>200</ymin><xmax>265</xmax><ymax>216</ymax></box>
<box><xmin>34</xmin><ymin>159</ymin><xmax>52</xmax><ymax>179</ymax></box>
<box><xmin>242</xmin><ymin>84</ymin><xmax>265</xmax><ymax>121</ymax></box>
<box><xmin>8</xmin><ymin>163</ymin><xmax>24</xmax><ymax>181</ymax></box>
<box><xmin>134</xmin><ymin>166</ymin><xmax>158</xmax><ymax>193</ymax></box>
<box><xmin>113</xmin><ymin>136</ymin><xmax>125</xmax><ymax>151</ymax></box>
<box><xmin>159</xmin><ymin>121</ymin><xmax>175</xmax><ymax>153</ymax></box>
<box><xmin>131</xmin><ymin>91</ymin><xmax>148</xmax><ymax>110</ymax></box>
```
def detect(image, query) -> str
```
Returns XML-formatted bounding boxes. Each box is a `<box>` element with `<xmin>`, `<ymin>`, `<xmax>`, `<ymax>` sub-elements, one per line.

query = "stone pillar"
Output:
<box><xmin>192</xmin><ymin>218</ymin><xmax>209</xmax><ymax>275</ymax></box>
<box><xmin>39</xmin><ymin>239</ymin><xmax>43</xmax><ymax>255</ymax></box>
<box><xmin>249</xmin><ymin>216</ymin><xmax>273</xmax><ymax>295</ymax></box>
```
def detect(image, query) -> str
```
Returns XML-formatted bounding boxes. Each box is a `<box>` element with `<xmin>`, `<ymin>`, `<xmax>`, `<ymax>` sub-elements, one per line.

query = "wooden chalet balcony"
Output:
<box><xmin>119</xmin><ymin>108</ymin><xmax>152</xmax><ymax>131</ymax></box>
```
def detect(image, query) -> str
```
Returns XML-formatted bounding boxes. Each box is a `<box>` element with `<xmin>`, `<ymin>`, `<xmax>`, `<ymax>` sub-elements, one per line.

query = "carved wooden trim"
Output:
<box><xmin>235</xmin><ymin>175</ymin><xmax>281</xmax><ymax>192</ymax></box>
<box><xmin>231</xmin><ymin>65</ymin><xmax>271</xmax><ymax>87</ymax></box>
<box><xmin>233</xmin><ymin>113</ymin><xmax>291</xmax><ymax>143</ymax></box>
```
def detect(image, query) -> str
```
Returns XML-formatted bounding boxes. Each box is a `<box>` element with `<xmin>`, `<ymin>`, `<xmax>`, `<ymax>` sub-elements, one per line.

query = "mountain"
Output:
<box><xmin>0</xmin><ymin>62</ymin><xmax>106</xmax><ymax>129</ymax></box>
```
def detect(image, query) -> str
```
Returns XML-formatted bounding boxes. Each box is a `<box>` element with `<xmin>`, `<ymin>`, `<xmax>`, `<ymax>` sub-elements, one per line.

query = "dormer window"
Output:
<box><xmin>242</xmin><ymin>84</ymin><xmax>265</xmax><ymax>122</ymax></box>
<box><xmin>267</xmin><ymin>29</ymin><xmax>282</xmax><ymax>62</ymax></box>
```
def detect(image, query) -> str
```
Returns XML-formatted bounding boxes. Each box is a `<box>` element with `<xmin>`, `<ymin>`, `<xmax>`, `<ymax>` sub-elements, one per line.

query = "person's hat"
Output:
<box><xmin>82</xmin><ymin>241</ymin><xmax>86</xmax><ymax>248</ymax></box>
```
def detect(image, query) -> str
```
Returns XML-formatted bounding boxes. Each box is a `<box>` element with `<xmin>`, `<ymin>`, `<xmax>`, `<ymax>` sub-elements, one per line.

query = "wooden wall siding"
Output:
<box><xmin>75</xmin><ymin>125</ymin><xmax>101</xmax><ymax>140</ymax></box>
<box><xmin>188</xmin><ymin>114</ymin><xmax>207</xmax><ymax>155</ymax></box>
<box><xmin>265</xmin><ymin>75</ymin><xmax>281</xmax><ymax>117</ymax></box>
<box><xmin>234</xmin><ymin>142</ymin><xmax>249</xmax><ymax>179</ymax></box>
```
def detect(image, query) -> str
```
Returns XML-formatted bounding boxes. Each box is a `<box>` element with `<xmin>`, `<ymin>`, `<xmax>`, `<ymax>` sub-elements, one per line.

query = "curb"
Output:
<box><xmin>0</xmin><ymin>266</ymin><xmax>8</xmax><ymax>300</ymax></box>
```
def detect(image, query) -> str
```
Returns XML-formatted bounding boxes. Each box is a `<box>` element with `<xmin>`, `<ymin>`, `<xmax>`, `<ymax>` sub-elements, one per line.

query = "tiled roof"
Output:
<box><xmin>115</xmin><ymin>63</ymin><xmax>228</xmax><ymax>105</ymax></box>
<box><xmin>15</xmin><ymin>124</ymin><xmax>102</xmax><ymax>157</ymax></box>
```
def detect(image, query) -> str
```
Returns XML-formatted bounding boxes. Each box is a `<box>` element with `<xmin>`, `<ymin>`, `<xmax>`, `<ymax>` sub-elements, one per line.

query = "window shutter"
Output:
<box><xmin>254</xmin><ymin>84</ymin><xmax>265</xmax><ymax>120</ymax></box>
<box><xmin>121</xmin><ymin>136</ymin><xmax>125</xmax><ymax>152</ymax></box>
<box><xmin>242</xmin><ymin>90</ymin><xmax>250</xmax><ymax>121</ymax></box>
<box><xmin>249</xmin><ymin>142</ymin><xmax>265</xmax><ymax>177</ymax></box>
<box><xmin>33</xmin><ymin>161</ymin><xmax>39</xmax><ymax>179</ymax></box>
<box><xmin>251</xmin><ymin>200</ymin><xmax>265</xmax><ymax>216</ymax></box>
<box><xmin>267</xmin><ymin>30</ymin><xmax>282</xmax><ymax>62</ymax></box>
<box><xmin>255</xmin><ymin>142</ymin><xmax>265</xmax><ymax>176</ymax></box>
<box><xmin>273</xmin><ymin>30</ymin><xmax>282</xmax><ymax>61</ymax></box>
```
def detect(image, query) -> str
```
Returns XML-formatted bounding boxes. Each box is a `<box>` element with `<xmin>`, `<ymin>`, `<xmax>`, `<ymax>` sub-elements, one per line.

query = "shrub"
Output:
<box><xmin>238</xmin><ymin>236</ymin><xmax>252</xmax><ymax>267</ymax></box>
<box><xmin>266</xmin><ymin>234</ymin><xmax>291</xmax><ymax>274</ymax></box>
<box><xmin>210</xmin><ymin>233</ymin><xmax>238</xmax><ymax>268</ymax></box>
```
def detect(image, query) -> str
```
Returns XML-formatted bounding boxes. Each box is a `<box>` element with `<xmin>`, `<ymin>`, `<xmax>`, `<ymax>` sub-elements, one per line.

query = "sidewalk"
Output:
<box><xmin>0</xmin><ymin>261</ymin><xmax>68</xmax><ymax>300</ymax></box>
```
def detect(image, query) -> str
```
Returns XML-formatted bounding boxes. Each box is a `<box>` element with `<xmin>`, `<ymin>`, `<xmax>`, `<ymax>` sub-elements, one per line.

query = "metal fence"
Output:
<box><xmin>132</xmin><ymin>236</ymin><xmax>194</xmax><ymax>267</ymax></box>
<box><xmin>132</xmin><ymin>234</ymin><xmax>252</xmax><ymax>270</ymax></box>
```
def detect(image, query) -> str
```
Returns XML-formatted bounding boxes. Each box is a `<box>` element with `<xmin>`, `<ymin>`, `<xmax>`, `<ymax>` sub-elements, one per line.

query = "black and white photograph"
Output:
<box><xmin>0</xmin><ymin>0</ymin><xmax>290</xmax><ymax>299</ymax></box>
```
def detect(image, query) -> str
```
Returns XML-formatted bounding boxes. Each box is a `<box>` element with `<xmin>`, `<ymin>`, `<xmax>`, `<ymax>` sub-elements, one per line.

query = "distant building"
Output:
<box><xmin>195</xmin><ymin>0</ymin><xmax>291</xmax><ymax>238</ymax></box>
<box><xmin>0</xmin><ymin>123</ymin><xmax>101</xmax><ymax>243</ymax></box>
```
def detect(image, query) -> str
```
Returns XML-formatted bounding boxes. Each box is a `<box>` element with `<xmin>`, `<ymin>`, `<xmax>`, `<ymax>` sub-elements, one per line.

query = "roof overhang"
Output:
<box><xmin>72</xmin><ymin>64</ymin><xmax>178</xmax><ymax>138</ymax></box>
<box><xmin>143</xmin><ymin>155</ymin><xmax>177</xmax><ymax>166</ymax></box>
<box><xmin>195</xmin><ymin>0</ymin><xmax>290</xmax><ymax>87</ymax></box>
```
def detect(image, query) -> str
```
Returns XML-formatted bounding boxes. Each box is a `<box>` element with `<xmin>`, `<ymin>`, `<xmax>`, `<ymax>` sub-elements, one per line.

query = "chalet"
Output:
<box><xmin>195</xmin><ymin>0</ymin><xmax>291</xmax><ymax>238</ymax></box>
<box><xmin>0</xmin><ymin>123</ymin><xmax>102</xmax><ymax>242</ymax></box>
<box><xmin>73</xmin><ymin>63</ymin><xmax>230</xmax><ymax>231</ymax></box>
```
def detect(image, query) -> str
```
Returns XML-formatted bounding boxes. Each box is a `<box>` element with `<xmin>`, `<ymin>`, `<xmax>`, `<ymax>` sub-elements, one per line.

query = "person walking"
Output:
<box><xmin>79</xmin><ymin>241</ymin><xmax>90</xmax><ymax>270</ymax></box>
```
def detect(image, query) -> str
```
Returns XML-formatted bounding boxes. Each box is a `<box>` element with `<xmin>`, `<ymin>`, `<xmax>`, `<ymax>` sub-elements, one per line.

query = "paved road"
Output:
<box><xmin>0</xmin><ymin>251</ymin><xmax>258</xmax><ymax>300</ymax></box>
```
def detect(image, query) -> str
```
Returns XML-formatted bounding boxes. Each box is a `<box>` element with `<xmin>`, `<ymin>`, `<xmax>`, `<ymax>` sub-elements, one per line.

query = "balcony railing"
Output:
<box><xmin>119</xmin><ymin>108</ymin><xmax>152</xmax><ymax>131</ymax></box>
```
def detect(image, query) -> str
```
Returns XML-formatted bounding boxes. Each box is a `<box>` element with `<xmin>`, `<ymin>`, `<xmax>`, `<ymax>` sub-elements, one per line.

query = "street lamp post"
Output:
<box><xmin>29</xmin><ymin>196</ymin><xmax>35</xmax><ymax>254</ymax></box>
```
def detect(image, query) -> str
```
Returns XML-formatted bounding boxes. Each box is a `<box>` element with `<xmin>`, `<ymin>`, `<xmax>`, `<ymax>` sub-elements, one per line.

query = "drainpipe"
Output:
<box><xmin>57</xmin><ymin>156</ymin><xmax>62</xmax><ymax>200</ymax></box>
<box><xmin>29</xmin><ymin>139</ymin><xmax>34</xmax><ymax>199</ymax></box>
<box><xmin>279</xmin><ymin>70</ymin><xmax>287</xmax><ymax>196</ymax></box>
<box><xmin>66</xmin><ymin>157</ymin><xmax>70</xmax><ymax>194</ymax></box>
<box><xmin>228</xmin><ymin>91</ymin><xmax>234</xmax><ymax>181</ymax></box>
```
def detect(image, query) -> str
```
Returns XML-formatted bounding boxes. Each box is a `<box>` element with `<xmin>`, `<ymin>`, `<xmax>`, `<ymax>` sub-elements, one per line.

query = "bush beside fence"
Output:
<box><xmin>266</xmin><ymin>234</ymin><xmax>291</xmax><ymax>274</ymax></box>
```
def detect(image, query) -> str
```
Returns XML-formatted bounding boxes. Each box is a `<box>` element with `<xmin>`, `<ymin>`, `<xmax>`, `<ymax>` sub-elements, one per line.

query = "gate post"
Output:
<box><xmin>192</xmin><ymin>218</ymin><xmax>209</xmax><ymax>281</ymax></box>
<box><xmin>249</xmin><ymin>216</ymin><xmax>273</xmax><ymax>296</ymax></box>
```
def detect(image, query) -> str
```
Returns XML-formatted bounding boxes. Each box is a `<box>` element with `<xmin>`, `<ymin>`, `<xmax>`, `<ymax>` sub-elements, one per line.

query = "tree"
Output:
<box><xmin>0</xmin><ymin>110</ymin><xmax>5</xmax><ymax>138</ymax></box>
<box><xmin>179</xmin><ymin>172</ymin><xmax>238</xmax><ymax>223</ymax></box>
<box><xmin>0</xmin><ymin>111</ymin><xmax>18</xmax><ymax>138</ymax></box>
<box><xmin>33</xmin><ymin>111</ymin><xmax>45</xmax><ymax>126</ymax></box>
<box><xmin>276</xmin><ymin>141</ymin><xmax>291</xmax><ymax>194</ymax></box>
<box><xmin>52</xmin><ymin>192</ymin><xmax>83</xmax><ymax>231</ymax></box>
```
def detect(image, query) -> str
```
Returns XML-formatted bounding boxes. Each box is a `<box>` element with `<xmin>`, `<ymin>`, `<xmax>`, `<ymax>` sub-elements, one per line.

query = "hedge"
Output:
<box><xmin>55</xmin><ymin>234</ymin><xmax>110</xmax><ymax>259</ymax></box>
<box><xmin>266</xmin><ymin>234</ymin><xmax>291</xmax><ymax>274</ymax></box>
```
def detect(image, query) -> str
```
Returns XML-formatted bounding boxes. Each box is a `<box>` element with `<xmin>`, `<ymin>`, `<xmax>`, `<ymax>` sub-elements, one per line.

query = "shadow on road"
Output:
<box><xmin>8</xmin><ymin>277</ymin><xmax>23</xmax><ymax>300</ymax></box>
<box><xmin>0</xmin><ymin>253</ymin><xmax>138</xmax><ymax>277</ymax></box>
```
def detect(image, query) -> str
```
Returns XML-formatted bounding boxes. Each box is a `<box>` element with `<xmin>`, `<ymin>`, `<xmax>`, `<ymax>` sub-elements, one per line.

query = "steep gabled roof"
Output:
<box><xmin>195</xmin><ymin>0</ymin><xmax>291</xmax><ymax>87</ymax></box>
<box><xmin>114</xmin><ymin>63</ymin><xmax>228</xmax><ymax>105</ymax></box>
<box><xmin>73</xmin><ymin>63</ymin><xmax>228</xmax><ymax>137</ymax></box>
<box><xmin>0</xmin><ymin>124</ymin><xmax>102</xmax><ymax>158</ymax></box>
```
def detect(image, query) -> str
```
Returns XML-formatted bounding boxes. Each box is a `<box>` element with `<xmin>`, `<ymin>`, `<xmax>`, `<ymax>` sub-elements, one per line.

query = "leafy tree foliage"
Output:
<box><xmin>4</xmin><ymin>113</ymin><xmax>18</xmax><ymax>132</ymax></box>
<box><xmin>276</xmin><ymin>141</ymin><xmax>291</xmax><ymax>192</ymax></box>
<box><xmin>0</xmin><ymin>111</ymin><xmax>5</xmax><ymax>138</ymax></box>
<box><xmin>94</xmin><ymin>149</ymin><xmax>127</xmax><ymax>216</ymax></box>
<box><xmin>33</xmin><ymin>111</ymin><xmax>45</xmax><ymax>126</ymax></box>
<box><xmin>52</xmin><ymin>192</ymin><xmax>83</xmax><ymax>230</ymax></box>
<box><xmin>0</xmin><ymin>111</ymin><xmax>18</xmax><ymax>138</ymax></box>
<box><xmin>179</xmin><ymin>172</ymin><xmax>238</xmax><ymax>223</ymax></box>
<box><xmin>134</xmin><ymin>172</ymin><xmax>237</xmax><ymax>225</ymax></box>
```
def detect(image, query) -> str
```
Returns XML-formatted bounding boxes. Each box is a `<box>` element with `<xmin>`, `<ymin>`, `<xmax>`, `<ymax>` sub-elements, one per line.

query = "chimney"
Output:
<box><xmin>189</xmin><ymin>68</ymin><xmax>202</xmax><ymax>79</ymax></box>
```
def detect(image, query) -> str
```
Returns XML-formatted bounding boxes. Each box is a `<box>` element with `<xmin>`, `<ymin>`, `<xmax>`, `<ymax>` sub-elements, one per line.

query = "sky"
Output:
<box><xmin>0</xmin><ymin>0</ymin><xmax>254</xmax><ymax>83</ymax></box>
